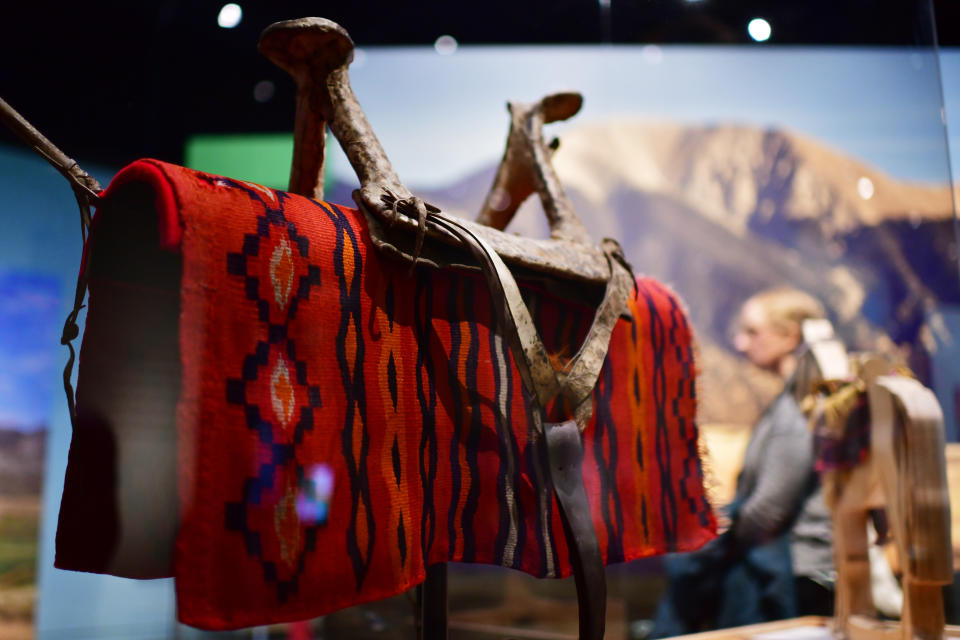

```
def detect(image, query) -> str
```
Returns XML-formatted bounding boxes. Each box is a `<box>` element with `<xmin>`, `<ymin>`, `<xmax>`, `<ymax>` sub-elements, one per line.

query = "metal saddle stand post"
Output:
<box><xmin>260</xmin><ymin>17</ymin><xmax>635</xmax><ymax>640</ymax></box>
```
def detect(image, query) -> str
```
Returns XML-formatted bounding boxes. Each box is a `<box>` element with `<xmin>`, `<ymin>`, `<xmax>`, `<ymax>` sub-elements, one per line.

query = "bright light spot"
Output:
<box><xmin>598</xmin><ymin>0</ymin><xmax>611</xmax><ymax>8</ymax></box>
<box><xmin>488</xmin><ymin>187</ymin><xmax>511</xmax><ymax>212</ymax></box>
<box><xmin>297</xmin><ymin>463</ymin><xmax>334</xmax><ymax>524</ymax></box>
<box><xmin>434</xmin><ymin>35</ymin><xmax>458</xmax><ymax>55</ymax></box>
<box><xmin>747</xmin><ymin>18</ymin><xmax>771</xmax><ymax>42</ymax></box>
<box><xmin>217</xmin><ymin>3</ymin><xmax>242</xmax><ymax>29</ymax></box>
<box><xmin>253</xmin><ymin>80</ymin><xmax>274</xmax><ymax>103</ymax></box>
<box><xmin>642</xmin><ymin>45</ymin><xmax>663</xmax><ymax>65</ymax></box>
<box><xmin>857</xmin><ymin>176</ymin><xmax>875</xmax><ymax>200</ymax></box>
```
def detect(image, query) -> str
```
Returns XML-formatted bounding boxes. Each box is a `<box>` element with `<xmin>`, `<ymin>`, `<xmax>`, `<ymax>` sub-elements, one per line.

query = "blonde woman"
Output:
<box><xmin>652</xmin><ymin>287</ymin><xmax>833</xmax><ymax>636</ymax></box>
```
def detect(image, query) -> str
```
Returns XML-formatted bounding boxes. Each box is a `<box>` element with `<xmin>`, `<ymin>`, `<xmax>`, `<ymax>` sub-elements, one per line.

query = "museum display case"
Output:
<box><xmin>0</xmin><ymin>1</ymin><xmax>957</xmax><ymax>638</ymax></box>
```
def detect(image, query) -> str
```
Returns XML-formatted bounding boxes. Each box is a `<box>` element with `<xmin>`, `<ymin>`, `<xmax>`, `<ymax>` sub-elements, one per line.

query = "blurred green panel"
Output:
<box><xmin>184</xmin><ymin>133</ymin><xmax>295</xmax><ymax>190</ymax></box>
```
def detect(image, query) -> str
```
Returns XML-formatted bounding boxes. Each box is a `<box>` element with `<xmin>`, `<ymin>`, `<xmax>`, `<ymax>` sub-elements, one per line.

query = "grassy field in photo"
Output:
<box><xmin>0</xmin><ymin>498</ymin><xmax>39</xmax><ymax>623</ymax></box>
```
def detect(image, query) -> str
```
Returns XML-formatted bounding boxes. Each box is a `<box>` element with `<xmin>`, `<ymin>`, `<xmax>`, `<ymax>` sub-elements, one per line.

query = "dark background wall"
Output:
<box><xmin>1</xmin><ymin>1</ymin><xmax>956</xmax><ymax>167</ymax></box>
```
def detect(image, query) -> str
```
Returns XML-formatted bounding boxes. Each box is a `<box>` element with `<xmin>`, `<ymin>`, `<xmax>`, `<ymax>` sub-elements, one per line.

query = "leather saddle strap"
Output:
<box><xmin>556</xmin><ymin>242</ymin><xmax>633</xmax><ymax>424</ymax></box>
<box><xmin>544</xmin><ymin>418</ymin><xmax>607</xmax><ymax>640</ymax></box>
<box><xmin>0</xmin><ymin>97</ymin><xmax>102</xmax><ymax>433</ymax></box>
<box><xmin>425</xmin><ymin>212</ymin><xmax>610</xmax><ymax>639</ymax></box>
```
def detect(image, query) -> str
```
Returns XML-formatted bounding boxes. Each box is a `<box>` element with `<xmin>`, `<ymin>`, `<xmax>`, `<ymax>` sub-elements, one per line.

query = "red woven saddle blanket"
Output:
<box><xmin>55</xmin><ymin>159</ymin><xmax>715</xmax><ymax>630</ymax></box>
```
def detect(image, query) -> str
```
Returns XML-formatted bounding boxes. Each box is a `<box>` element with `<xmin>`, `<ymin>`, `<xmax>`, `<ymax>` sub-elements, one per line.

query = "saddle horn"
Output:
<box><xmin>259</xmin><ymin>18</ymin><xmax>407</xmax><ymax>201</ymax></box>
<box><xmin>259</xmin><ymin>17</ymin><xmax>612</xmax><ymax>284</ymax></box>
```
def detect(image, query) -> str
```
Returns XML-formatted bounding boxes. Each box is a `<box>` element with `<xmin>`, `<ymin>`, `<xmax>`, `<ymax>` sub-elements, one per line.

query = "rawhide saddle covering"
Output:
<box><xmin>53</xmin><ymin>17</ymin><xmax>715</xmax><ymax>636</ymax></box>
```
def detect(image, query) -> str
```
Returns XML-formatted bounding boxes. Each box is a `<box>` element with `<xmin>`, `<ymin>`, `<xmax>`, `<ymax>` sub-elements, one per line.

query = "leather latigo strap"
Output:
<box><xmin>0</xmin><ymin>97</ymin><xmax>102</xmax><ymax>433</ymax></box>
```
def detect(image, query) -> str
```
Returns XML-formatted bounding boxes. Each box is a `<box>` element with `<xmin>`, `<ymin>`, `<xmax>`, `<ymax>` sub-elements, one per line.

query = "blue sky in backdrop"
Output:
<box><xmin>325</xmin><ymin>46</ymin><xmax>959</xmax><ymax>188</ymax></box>
<box><xmin>0</xmin><ymin>271</ymin><xmax>60</xmax><ymax>429</ymax></box>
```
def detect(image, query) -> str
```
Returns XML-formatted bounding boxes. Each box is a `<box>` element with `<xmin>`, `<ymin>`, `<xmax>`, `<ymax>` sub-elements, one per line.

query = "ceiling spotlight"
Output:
<box><xmin>218</xmin><ymin>3</ymin><xmax>243</xmax><ymax>29</ymax></box>
<box><xmin>434</xmin><ymin>35</ymin><xmax>458</xmax><ymax>55</ymax></box>
<box><xmin>747</xmin><ymin>18</ymin><xmax>771</xmax><ymax>42</ymax></box>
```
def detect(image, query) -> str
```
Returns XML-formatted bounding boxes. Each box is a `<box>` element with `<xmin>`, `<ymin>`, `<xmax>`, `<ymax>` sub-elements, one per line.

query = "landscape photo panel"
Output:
<box><xmin>0</xmin><ymin>270</ymin><xmax>60</xmax><ymax>633</ymax></box>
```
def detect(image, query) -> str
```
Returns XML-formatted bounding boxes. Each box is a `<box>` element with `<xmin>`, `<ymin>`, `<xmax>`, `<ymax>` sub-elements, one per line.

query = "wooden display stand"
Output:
<box><xmin>831</xmin><ymin>373</ymin><xmax>952</xmax><ymax>640</ymax></box>
<box><xmin>681</xmin><ymin>323</ymin><xmax>954</xmax><ymax>640</ymax></box>
<box><xmin>802</xmin><ymin>325</ymin><xmax>952</xmax><ymax>640</ymax></box>
<box><xmin>665</xmin><ymin>616</ymin><xmax>960</xmax><ymax>640</ymax></box>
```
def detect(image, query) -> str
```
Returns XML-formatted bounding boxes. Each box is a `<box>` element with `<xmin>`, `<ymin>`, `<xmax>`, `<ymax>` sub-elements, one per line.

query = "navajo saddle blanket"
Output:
<box><xmin>55</xmin><ymin>159</ymin><xmax>716</xmax><ymax>630</ymax></box>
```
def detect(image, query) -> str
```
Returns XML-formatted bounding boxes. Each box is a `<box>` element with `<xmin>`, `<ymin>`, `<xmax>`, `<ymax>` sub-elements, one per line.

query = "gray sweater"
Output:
<box><xmin>732</xmin><ymin>391</ymin><xmax>834</xmax><ymax>583</ymax></box>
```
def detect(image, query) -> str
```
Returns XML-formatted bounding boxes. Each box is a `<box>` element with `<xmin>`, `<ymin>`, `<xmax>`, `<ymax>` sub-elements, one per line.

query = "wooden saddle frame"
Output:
<box><xmin>257</xmin><ymin>18</ymin><xmax>637</xmax><ymax>640</ymax></box>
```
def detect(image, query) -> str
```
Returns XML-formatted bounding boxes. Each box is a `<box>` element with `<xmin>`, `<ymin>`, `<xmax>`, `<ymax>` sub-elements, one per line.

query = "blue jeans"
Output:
<box><xmin>651</xmin><ymin>531</ymin><xmax>797</xmax><ymax>637</ymax></box>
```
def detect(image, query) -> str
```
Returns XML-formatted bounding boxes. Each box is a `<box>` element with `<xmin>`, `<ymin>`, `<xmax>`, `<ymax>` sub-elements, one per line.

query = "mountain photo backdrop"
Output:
<box><xmin>407</xmin><ymin>122</ymin><xmax>959</xmax><ymax>428</ymax></box>
<box><xmin>319</xmin><ymin>117</ymin><xmax>958</xmax><ymax>433</ymax></box>
<box><xmin>0</xmin><ymin>271</ymin><xmax>58</xmax><ymax>636</ymax></box>
<box><xmin>309</xmin><ymin>46</ymin><xmax>960</xmax><ymax>438</ymax></box>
